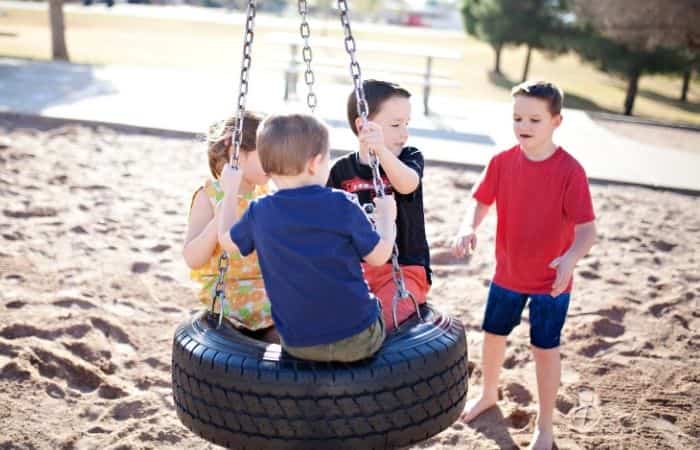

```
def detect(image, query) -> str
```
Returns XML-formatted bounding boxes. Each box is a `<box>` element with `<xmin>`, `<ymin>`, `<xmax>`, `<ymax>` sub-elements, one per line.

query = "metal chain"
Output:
<box><xmin>336</xmin><ymin>0</ymin><xmax>421</xmax><ymax>329</ymax></box>
<box><xmin>230</xmin><ymin>0</ymin><xmax>257</xmax><ymax>169</ymax></box>
<box><xmin>298</xmin><ymin>0</ymin><xmax>317</xmax><ymax>111</ymax></box>
<box><xmin>211</xmin><ymin>253</ymin><xmax>230</xmax><ymax>328</ymax></box>
<box><xmin>212</xmin><ymin>0</ymin><xmax>256</xmax><ymax>328</ymax></box>
<box><xmin>336</xmin><ymin>0</ymin><xmax>383</xmax><ymax>197</ymax></box>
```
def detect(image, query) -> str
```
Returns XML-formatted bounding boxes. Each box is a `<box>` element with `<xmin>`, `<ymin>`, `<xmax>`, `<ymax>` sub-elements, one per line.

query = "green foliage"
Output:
<box><xmin>460</xmin><ymin>0</ymin><xmax>571</xmax><ymax>52</ymax></box>
<box><xmin>568</xmin><ymin>22</ymin><xmax>687</xmax><ymax>77</ymax></box>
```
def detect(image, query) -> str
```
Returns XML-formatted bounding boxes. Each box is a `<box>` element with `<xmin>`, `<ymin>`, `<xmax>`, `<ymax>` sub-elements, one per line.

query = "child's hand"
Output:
<box><xmin>549</xmin><ymin>254</ymin><xmax>575</xmax><ymax>297</ymax></box>
<box><xmin>373</xmin><ymin>195</ymin><xmax>397</xmax><ymax>223</ymax></box>
<box><xmin>358</xmin><ymin>121</ymin><xmax>386</xmax><ymax>157</ymax></box>
<box><xmin>220</xmin><ymin>164</ymin><xmax>243</xmax><ymax>194</ymax></box>
<box><xmin>452</xmin><ymin>232</ymin><xmax>477</xmax><ymax>258</ymax></box>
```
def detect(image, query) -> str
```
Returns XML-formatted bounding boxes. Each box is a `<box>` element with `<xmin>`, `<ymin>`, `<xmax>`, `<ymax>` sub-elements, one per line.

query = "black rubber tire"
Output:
<box><xmin>172</xmin><ymin>304</ymin><xmax>468</xmax><ymax>450</ymax></box>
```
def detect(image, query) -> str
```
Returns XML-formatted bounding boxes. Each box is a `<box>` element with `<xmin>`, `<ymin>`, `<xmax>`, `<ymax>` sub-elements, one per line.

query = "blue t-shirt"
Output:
<box><xmin>230</xmin><ymin>184</ymin><xmax>381</xmax><ymax>347</ymax></box>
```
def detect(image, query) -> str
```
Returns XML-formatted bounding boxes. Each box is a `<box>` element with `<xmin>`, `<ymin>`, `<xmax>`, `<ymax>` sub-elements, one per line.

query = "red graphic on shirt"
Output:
<box><xmin>341</xmin><ymin>176</ymin><xmax>393</xmax><ymax>197</ymax></box>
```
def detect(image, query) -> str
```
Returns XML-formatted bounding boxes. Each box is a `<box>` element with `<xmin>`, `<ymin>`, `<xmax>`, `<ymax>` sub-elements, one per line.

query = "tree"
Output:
<box><xmin>461</xmin><ymin>0</ymin><xmax>571</xmax><ymax>79</ymax></box>
<box><xmin>460</xmin><ymin>0</ymin><xmax>521</xmax><ymax>74</ymax></box>
<box><xmin>678</xmin><ymin>53</ymin><xmax>698</xmax><ymax>102</ymax></box>
<box><xmin>49</xmin><ymin>0</ymin><xmax>69</xmax><ymax>61</ymax></box>
<box><xmin>571</xmin><ymin>0</ymin><xmax>698</xmax><ymax>115</ymax></box>
<box><xmin>509</xmin><ymin>0</ymin><xmax>571</xmax><ymax>82</ymax></box>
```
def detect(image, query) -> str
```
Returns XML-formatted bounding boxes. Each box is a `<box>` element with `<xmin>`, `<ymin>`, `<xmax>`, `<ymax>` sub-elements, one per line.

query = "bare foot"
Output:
<box><xmin>526</xmin><ymin>427</ymin><xmax>554</xmax><ymax>450</ymax></box>
<box><xmin>460</xmin><ymin>394</ymin><xmax>497</xmax><ymax>423</ymax></box>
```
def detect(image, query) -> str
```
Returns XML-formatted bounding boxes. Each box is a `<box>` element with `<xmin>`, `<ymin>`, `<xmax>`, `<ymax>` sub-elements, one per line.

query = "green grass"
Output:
<box><xmin>1</xmin><ymin>4</ymin><xmax>698</xmax><ymax>125</ymax></box>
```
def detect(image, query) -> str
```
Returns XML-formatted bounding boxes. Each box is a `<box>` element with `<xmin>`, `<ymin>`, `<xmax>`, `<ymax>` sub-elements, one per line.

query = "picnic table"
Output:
<box><xmin>266</xmin><ymin>32</ymin><xmax>461</xmax><ymax>115</ymax></box>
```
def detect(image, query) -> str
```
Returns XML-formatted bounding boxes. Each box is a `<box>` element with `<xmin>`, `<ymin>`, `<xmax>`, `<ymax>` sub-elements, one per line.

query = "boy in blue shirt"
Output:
<box><xmin>217</xmin><ymin>113</ymin><xmax>397</xmax><ymax>362</ymax></box>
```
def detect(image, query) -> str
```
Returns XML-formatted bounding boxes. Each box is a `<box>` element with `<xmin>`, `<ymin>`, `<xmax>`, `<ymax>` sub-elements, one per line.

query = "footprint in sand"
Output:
<box><xmin>503</xmin><ymin>382</ymin><xmax>533</xmax><ymax>406</ymax></box>
<box><xmin>131</xmin><ymin>262</ymin><xmax>151</xmax><ymax>273</ymax></box>
<box><xmin>110</xmin><ymin>400</ymin><xmax>159</xmax><ymax>421</ymax></box>
<box><xmin>53</xmin><ymin>297</ymin><xmax>96</xmax><ymax>310</ymax></box>
<box><xmin>591</xmin><ymin>317</ymin><xmax>625</xmax><ymax>338</ymax></box>
<box><xmin>576</xmin><ymin>338</ymin><xmax>616</xmax><ymax>358</ymax></box>
<box><xmin>578</xmin><ymin>270</ymin><xmax>601</xmax><ymax>280</ymax></box>
<box><xmin>569</xmin><ymin>388</ymin><xmax>601</xmax><ymax>432</ymax></box>
<box><xmin>650</xmin><ymin>240</ymin><xmax>677</xmax><ymax>252</ymax></box>
<box><xmin>30</xmin><ymin>347</ymin><xmax>103</xmax><ymax>393</ymax></box>
<box><xmin>3</xmin><ymin>206</ymin><xmax>58</xmax><ymax>219</ymax></box>
<box><xmin>507</xmin><ymin>407</ymin><xmax>534</xmax><ymax>430</ymax></box>
<box><xmin>5</xmin><ymin>300</ymin><xmax>26</xmax><ymax>309</ymax></box>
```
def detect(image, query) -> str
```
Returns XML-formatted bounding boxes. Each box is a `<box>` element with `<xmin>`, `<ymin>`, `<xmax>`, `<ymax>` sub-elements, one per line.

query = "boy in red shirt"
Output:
<box><xmin>452</xmin><ymin>81</ymin><xmax>597</xmax><ymax>450</ymax></box>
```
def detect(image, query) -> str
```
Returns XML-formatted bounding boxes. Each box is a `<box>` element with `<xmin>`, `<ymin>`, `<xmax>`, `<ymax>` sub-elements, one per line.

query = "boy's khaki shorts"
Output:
<box><xmin>281</xmin><ymin>316</ymin><xmax>385</xmax><ymax>362</ymax></box>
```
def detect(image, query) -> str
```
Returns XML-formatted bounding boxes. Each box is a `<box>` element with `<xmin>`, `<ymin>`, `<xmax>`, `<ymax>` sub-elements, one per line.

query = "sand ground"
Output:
<box><xmin>0</xmin><ymin>117</ymin><xmax>698</xmax><ymax>449</ymax></box>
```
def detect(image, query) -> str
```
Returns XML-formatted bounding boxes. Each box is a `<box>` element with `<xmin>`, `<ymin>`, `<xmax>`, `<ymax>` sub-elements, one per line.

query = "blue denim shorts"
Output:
<box><xmin>482</xmin><ymin>281</ymin><xmax>570</xmax><ymax>349</ymax></box>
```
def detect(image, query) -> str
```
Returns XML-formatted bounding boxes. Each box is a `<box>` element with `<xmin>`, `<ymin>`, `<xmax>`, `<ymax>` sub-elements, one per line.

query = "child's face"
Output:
<box><xmin>237</xmin><ymin>148</ymin><xmax>269</xmax><ymax>186</ymax></box>
<box><xmin>512</xmin><ymin>96</ymin><xmax>561</xmax><ymax>152</ymax></box>
<box><xmin>368</xmin><ymin>96</ymin><xmax>411</xmax><ymax>154</ymax></box>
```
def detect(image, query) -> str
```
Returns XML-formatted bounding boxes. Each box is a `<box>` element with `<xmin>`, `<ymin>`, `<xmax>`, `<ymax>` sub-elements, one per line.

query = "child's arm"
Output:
<box><xmin>359</xmin><ymin>122</ymin><xmax>419</xmax><ymax>194</ymax></box>
<box><xmin>217</xmin><ymin>165</ymin><xmax>243</xmax><ymax>254</ymax></box>
<box><xmin>183</xmin><ymin>189</ymin><xmax>218</xmax><ymax>269</ymax></box>
<box><xmin>363</xmin><ymin>195</ymin><xmax>397</xmax><ymax>265</ymax></box>
<box><xmin>549</xmin><ymin>220</ymin><xmax>597</xmax><ymax>297</ymax></box>
<box><xmin>452</xmin><ymin>200</ymin><xmax>491</xmax><ymax>258</ymax></box>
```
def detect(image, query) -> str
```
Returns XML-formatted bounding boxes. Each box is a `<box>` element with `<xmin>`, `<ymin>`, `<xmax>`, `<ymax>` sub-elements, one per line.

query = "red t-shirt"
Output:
<box><xmin>473</xmin><ymin>145</ymin><xmax>595</xmax><ymax>294</ymax></box>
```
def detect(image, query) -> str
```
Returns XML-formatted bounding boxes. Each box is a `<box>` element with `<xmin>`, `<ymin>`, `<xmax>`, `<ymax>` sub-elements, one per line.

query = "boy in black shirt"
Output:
<box><xmin>328</xmin><ymin>80</ymin><xmax>431</xmax><ymax>331</ymax></box>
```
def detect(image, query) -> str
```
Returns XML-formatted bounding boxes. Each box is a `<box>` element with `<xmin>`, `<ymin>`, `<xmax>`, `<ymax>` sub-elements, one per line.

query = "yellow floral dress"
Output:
<box><xmin>190</xmin><ymin>179</ymin><xmax>273</xmax><ymax>330</ymax></box>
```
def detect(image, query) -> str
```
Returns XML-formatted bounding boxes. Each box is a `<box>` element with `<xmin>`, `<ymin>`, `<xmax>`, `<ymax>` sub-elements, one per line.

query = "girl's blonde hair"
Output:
<box><xmin>206</xmin><ymin>111</ymin><xmax>263</xmax><ymax>178</ymax></box>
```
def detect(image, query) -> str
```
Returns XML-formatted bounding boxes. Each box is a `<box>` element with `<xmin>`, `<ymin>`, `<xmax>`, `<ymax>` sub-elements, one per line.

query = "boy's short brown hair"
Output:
<box><xmin>347</xmin><ymin>79</ymin><xmax>411</xmax><ymax>135</ymax></box>
<box><xmin>207</xmin><ymin>111</ymin><xmax>262</xmax><ymax>178</ymax></box>
<box><xmin>257</xmin><ymin>114</ymin><xmax>329</xmax><ymax>176</ymax></box>
<box><xmin>511</xmin><ymin>81</ymin><xmax>564</xmax><ymax>115</ymax></box>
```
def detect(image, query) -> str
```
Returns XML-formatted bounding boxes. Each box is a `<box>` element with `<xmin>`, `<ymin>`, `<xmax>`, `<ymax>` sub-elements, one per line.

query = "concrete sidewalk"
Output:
<box><xmin>1</xmin><ymin>57</ymin><xmax>699</xmax><ymax>192</ymax></box>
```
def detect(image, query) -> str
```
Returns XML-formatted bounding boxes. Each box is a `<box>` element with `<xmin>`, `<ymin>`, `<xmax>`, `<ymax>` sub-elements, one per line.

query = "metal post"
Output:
<box><xmin>423</xmin><ymin>56</ymin><xmax>432</xmax><ymax>116</ymax></box>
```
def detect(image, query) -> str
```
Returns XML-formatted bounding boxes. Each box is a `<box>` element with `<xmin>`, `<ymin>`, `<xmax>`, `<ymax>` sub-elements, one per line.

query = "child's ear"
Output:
<box><xmin>307</xmin><ymin>153</ymin><xmax>324</xmax><ymax>175</ymax></box>
<box><xmin>553</xmin><ymin>113</ymin><xmax>563</xmax><ymax>128</ymax></box>
<box><xmin>355</xmin><ymin>117</ymin><xmax>363</xmax><ymax>134</ymax></box>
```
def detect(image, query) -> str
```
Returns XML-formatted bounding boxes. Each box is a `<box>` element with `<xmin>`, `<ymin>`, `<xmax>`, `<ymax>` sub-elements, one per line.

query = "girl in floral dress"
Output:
<box><xmin>183</xmin><ymin>112</ymin><xmax>275</xmax><ymax>341</ymax></box>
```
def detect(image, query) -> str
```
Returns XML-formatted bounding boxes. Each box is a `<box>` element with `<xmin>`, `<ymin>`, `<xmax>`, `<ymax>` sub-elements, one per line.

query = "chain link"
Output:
<box><xmin>211</xmin><ymin>253</ymin><xmax>230</xmax><ymax>328</ymax></box>
<box><xmin>337</xmin><ymin>0</ymin><xmax>369</xmax><ymax>122</ymax></box>
<box><xmin>336</xmin><ymin>0</ymin><xmax>421</xmax><ymax>329</ymax></box>
<box><xmin>298</xmin><ymin>0</ymin><xmax>317</xmax><ymax>111</ymax></box>
<box><xmin>230</xmin><ymin>0</ymin><xmax>257</xmax><ymax>169</ymax></box>
<box><xmin>213</xmin><ymin>0</ymin><xmax>256</xmax><ymax>329</ymax></box>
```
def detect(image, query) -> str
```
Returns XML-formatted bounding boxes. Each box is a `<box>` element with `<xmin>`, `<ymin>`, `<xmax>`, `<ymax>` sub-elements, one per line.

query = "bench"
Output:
<box><xmin>266</xmin><ymin>32</ymin><xmax>461</xmax><ymax>116</ymax></box>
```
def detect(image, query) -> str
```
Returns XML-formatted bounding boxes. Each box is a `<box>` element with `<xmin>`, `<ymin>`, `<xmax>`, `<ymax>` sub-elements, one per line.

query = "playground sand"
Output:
<box><xmin>0</xmin><ymin>119</ymin><xmax>698</xmax><ymax>449</ymax></box>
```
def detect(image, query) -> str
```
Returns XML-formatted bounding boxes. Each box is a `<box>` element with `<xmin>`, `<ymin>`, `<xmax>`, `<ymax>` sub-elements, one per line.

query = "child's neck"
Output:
<box><xmin>238</xmin><ymin>178</ymin><xmax>255</xmax><ymax>195</ymax></box>
<box><xmin>521</xmin><ymin>141</ymin><xmax>558</xmax><ymax>162</ymax></box>
<box><xmin>272</xmin><ymin>174</ymin><xmax>320</xmax><ymax>190</ymax></box>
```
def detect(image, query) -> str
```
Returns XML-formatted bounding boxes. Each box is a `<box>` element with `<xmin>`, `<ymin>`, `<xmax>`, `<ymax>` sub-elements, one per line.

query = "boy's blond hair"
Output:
<box><xmin>206</xmin><ymin>111</ymin><xmax>262</xmax><ymax>179</ymax></box>
<box><xmin>257</xmin><ymin>114</ymin><xmax>329</xmax><ymax>176</ymax></box>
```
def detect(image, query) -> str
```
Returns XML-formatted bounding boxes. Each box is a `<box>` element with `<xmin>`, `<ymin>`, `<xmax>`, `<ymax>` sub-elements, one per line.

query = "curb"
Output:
<box><xmin>587</xmin><ymin>111</ymin><xmax>700</xmax><ymax>132</ymax></box>
<box><xmin>2</xmin><ymin>111</ymin><xmax>699</xmax><ymax>197</ymax></box>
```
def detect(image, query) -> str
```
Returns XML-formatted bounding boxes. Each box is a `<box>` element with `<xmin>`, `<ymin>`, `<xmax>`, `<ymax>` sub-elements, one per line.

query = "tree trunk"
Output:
<box><xmin>680</xmin><ymin>68</ymin><xmax>691</xmax><ymax>102</ymax></box>
<box><xmin>493</xmin><ymin>43</ymin><xmax>502</xmax><ymax>75</ymax></box>
<box><xmin>521</xmin><ymin>45</ymin><xmax>532</xmax><ymax>82</ymax></box>
<box><xmin>623</xmin><ymin>68</ymin><xmax>640</xmax><ymax>116</ymax></box>
<box><xmin>49</xmin><ymin>0</ymin><xmax>69</xmax><ymax>61</ymax></box>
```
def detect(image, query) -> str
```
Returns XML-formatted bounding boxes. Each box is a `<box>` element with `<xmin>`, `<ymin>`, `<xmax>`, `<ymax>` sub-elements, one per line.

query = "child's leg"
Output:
<box><xmin>461</xmin><ymin>331</ymin><xmax>507</xmax><ymax>422</ymax></box>
<box><xmin>281</xmin><ymin>316</ymin><xmax>385</xmax><ymax>362</ymax></box>
<box><xmin>527</xmin><ymin>292</ymin><xmax>570</xmax><ymax>449</ymax></box>
<box><xmin>529</xmin><ymin>346</ymin><xmax>560</xmax><ymax>450</ymax></box>
<box><xmin>462</xmin><ymin>282</ymin><xmax>528</xmax><ymax>423</ymax></box>
<box><xmin>363</xmin><ymin>264</ymin><xmax>429</xmax><ymax>332</ymax></box>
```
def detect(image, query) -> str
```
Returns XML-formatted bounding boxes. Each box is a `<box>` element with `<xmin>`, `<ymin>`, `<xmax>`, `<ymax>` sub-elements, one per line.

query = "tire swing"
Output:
<box><xmin>171</xmin><ymin>2</ymin><xmax>468</xmax><ymax>449</ymax></box>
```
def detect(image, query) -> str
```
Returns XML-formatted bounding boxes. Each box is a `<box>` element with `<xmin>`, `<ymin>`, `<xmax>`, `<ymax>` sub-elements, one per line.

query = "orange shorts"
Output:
<box><xmin>362</xmin><ymin>263</ymin><xmax>430</xmax><ymax>332</ymax></box>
